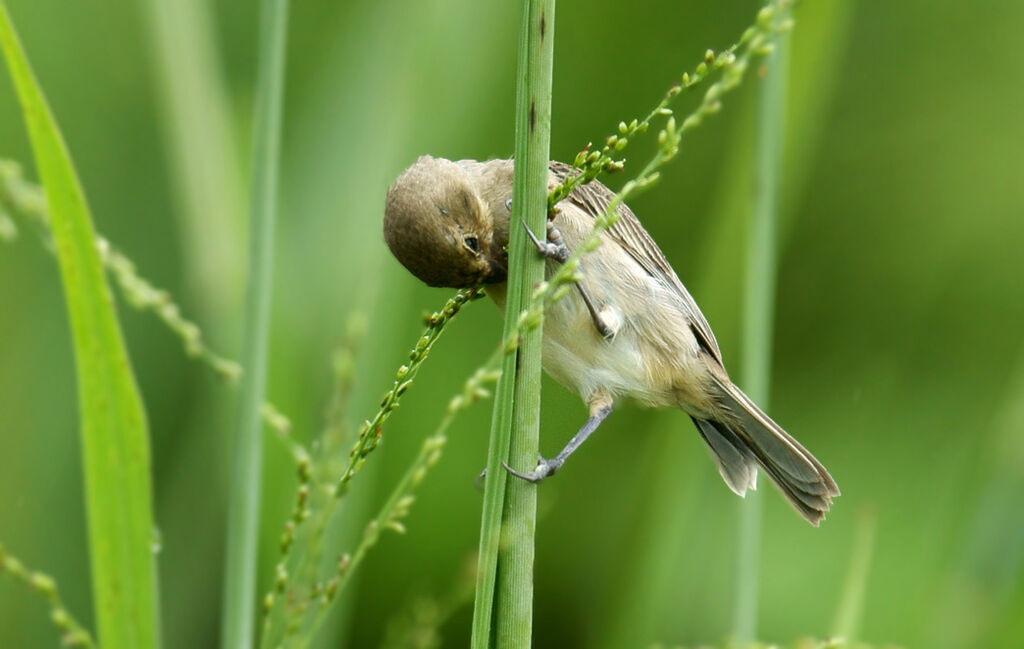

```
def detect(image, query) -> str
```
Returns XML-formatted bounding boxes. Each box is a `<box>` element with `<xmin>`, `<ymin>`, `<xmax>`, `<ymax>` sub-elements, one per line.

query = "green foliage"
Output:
<box><xmin>0</xmin><ymin>4</ymin><xmax>158</xmax><ymax>648</ymax></box>
<box><xmin>2</xmin><ymin>1</ymin><xmax>1023</xmax><ymax>648</ymax></box>
<box><xmin>649</xmin><ymin>640</ymin><xmax>898</xmax><ymax>649</ymax></box>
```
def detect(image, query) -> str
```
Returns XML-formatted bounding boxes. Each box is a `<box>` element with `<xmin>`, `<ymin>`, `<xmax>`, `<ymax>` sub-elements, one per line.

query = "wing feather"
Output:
<box><xmin>550</xmin><ymin>161</ymin><xmax>723</xmax><ymax>365</ymax></box>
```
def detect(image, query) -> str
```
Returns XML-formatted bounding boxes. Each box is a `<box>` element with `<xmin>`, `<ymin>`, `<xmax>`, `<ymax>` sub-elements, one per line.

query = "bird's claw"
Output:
<box><xmin>501</xmin><ymin>456</ymin><xmax>562</xmax><ymax>483</ymax></box>
<box><xmin>521</xmin><ymin>219</ymin><xmax>570</xmax><ymax>262</ymax></box>
<box><xmin>477</xmin><ymin>453</ymin><xmax>544</xmax><ymax>489</ymax></box>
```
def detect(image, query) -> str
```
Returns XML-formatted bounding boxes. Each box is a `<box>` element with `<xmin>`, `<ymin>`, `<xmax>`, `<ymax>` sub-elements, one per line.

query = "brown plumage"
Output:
<box><xmin>383</xmin><ymin>155</ymin><xmax>840</xmax><ymax>525</ymax></box>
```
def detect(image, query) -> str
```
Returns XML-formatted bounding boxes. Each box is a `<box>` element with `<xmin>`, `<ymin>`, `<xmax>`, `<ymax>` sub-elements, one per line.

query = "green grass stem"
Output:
<box><xmin>471</xmin><ymin>1</ymin><xmax>554</xmax><ymax>647</ymax></box>
<box><xmin>735</xmin><ymin>2</ymin><xmax>791</xmax><ymax>644</ymax></box>
<box><xmin>0</xmin><ymin>4</ymin><xmax>159</xmax><ymax>647</ymax></box>
<box><xmin>495</xmin><ymin>0</ymin><xmax>556</xmax><ymax>646</ymax></box>
<box><xmin>831</xmin><ymin>509</ymin><xmax>878</xmax><ymax>642</ymax></box>
<box><xmin>221</xmin><ymin>1</ymin><xmax>290</xmax><ymax>648</ymax></box>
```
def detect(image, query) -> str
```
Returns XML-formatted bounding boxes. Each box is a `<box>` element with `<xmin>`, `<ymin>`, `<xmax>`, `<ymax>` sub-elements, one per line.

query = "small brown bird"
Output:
<box><xmin>383</xmin><ymin>155</ymin><xmax>839</xmax><ymax>524</ymax></box>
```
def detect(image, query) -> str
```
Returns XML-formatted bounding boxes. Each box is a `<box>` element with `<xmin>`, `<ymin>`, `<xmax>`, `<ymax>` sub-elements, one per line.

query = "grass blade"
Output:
<box><xmin>471</xmin><ymin>1</ymin><xmax>554</xmax><ymax>647</ymax></box>
<box><xmin>220</xmin><ymin>1</ymin><xmax>290</xmax><ymax>648</ymax></box>
<box><xmin>0</xmin><ymin>4</ymin><xmax>159</xmax><ymax>648</ymax></box>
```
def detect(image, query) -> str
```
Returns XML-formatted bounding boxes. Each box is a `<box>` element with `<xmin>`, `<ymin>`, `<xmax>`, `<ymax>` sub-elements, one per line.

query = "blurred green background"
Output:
<box><xmin>2</xmin><ymin>0</ymin><xmax>1022</xmax><ymax>647</ymax></box>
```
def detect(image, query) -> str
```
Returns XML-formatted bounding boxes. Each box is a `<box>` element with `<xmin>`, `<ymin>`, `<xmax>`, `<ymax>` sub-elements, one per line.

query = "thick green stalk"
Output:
<box><xmin>0</xmin><ymin>4</ymin><xmax>159</xmax><ymax>648</ymax></box>
<box><xmin>221</xmin><ymin>1</ymin><xmax>289</xmax><ymax>648</ymax></box>
<box><xmin>734</xmin><ymin>6</ymin><xmax>790</xmax><ymax>645</ymax></box>
<box><xmin>471</xmin><ymin>1</ymin><xmax>554</xmax><ymax>647</ymax></box>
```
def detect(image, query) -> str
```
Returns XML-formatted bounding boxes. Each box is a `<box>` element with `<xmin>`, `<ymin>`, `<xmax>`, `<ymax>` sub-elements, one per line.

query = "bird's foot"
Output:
<box><xmin>502</xmin><ymin>455</ymin><xmax>563</xmax><ymax>483</ymax></box>
<box><xmin>521</xmin><ymin>219</ymin><xmax>570</xmax><ymax>262</ymax></box>
<box><xmin>477</xmin><ymin>453</ymin><xmax>548</xmax><ymax>488</ymax></box>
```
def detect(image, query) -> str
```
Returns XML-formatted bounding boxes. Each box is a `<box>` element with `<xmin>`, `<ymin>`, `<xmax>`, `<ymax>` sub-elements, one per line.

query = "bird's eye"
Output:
<box><xmin>464</xmin><ymin>236</ymin><xmax>480</xmax><ymax>253</ymax></box>
<box><xmin>504</xmin><ymin>198</ymin><xmax>513</xmax><ymax>212</ymax></box>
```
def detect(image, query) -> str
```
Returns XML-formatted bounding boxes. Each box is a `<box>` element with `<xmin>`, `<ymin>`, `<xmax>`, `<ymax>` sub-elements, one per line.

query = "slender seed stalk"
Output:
<box><xmin>471</xmin><ymin>1</ymin><xmax>554</xmax><ymax>647</ymax></box>
<box><xmin>290</xmin><ymin>362</ymin><xmax>500</xmax><ymax>649</ymax></box>
<box><xmin>0</xmin><ymin>544</ymin><xmax>97</xmax><ymax>648</ymax></box>
<box><xmin>0</xmin><ymin>160</ymin><xmax>305</xmax><ymax>448</ymax></box>
<box><xmin>259</xmin><ymin>290</ymin><xmax>482</xmax><ymax>649</ymax></box>
<box><xmin>734</xmin><ymin>2</ymin><xmax>791</xmax><ymax>644</ymax></box>
<box><xmin>221</xmin><ymin>1</ymin><xmax>289</xmax><ymax>648</ymax></box>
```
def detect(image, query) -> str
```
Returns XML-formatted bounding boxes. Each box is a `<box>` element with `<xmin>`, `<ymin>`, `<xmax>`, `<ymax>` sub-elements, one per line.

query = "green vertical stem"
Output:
<box><xmin>734</xmin><ymin>6</ymin><xmax>789</xmax><ymax>646</ymax></box>
<box><xmin>221</xmin><ymin>1</ymin><xmax>289</xmax><ymax>649</ymax></box>
<box><xmin>831</xmin><ymin>508</ymin><xmax>878</xmax><ymax>641</ymax></box>
<box><xmin>470</xmin><ymin>1</ymin><xmax>554</xmax><ymax>648</ymax></box>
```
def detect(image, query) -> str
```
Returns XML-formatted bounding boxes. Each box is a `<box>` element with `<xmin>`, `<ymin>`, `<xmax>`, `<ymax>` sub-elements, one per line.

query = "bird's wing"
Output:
<box><xmin>550</xmin><ymin>161</ymin><xmax>723</xmax><ymax>365</ymax></box>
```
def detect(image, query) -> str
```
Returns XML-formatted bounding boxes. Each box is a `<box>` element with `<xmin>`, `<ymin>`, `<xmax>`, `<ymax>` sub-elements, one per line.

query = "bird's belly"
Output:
<box><xmin>540</xmin><ymin>290</ymin><xmax>681</xmax><ymax>408</ymax></box>
<box><xmin>486</xmin><ymin>265</ymin><xmax>714</xmax><ymax>413</ymax></box>
<box><xmin>543</xmin><ymin>322</ymin><xmax>647</xmax><ymax>400</ymax></box>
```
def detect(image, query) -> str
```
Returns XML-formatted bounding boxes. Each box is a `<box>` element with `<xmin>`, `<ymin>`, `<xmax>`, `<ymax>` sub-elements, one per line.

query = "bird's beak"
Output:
<box><xmin>483</xmin><ymin>240</ymin><xmax>508</xmax><ymax>284</ymax></box>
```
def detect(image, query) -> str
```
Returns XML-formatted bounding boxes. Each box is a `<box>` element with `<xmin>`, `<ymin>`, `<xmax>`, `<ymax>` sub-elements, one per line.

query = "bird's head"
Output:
<box><xmin>384</xmin><ymin>155</ymin><xmax>507</xmax><ymax>288</ymax></box>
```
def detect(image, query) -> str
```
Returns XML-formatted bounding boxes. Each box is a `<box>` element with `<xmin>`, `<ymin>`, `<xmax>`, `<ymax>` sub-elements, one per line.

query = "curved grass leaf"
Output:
<box><xmin>0</xmin><ymin>4</ymin><xmax>158</xmax><ymax>648</ymax></box>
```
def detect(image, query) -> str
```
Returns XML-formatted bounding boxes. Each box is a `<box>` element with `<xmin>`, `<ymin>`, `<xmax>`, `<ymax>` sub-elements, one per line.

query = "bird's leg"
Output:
<box><xmin>520</xmin><ymin>220</ymin><xmax>615</xmax><ymax>339</ymax></box>
<box><xmin>574</xmin><ymin>282</ymin><xmax>615</xmax><ymax>340</ymax></box>
<box><xmin>503</xmin><ymin>397</ymin><xmax>613</xmax><ymax>484</ymax></box>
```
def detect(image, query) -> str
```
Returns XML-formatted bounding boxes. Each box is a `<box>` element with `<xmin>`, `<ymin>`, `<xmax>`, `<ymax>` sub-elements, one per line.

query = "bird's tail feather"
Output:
<box><xmin>695</xmin><ymin>378</ymin><xmax>840</xmax><ymax>526</ymax></box>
